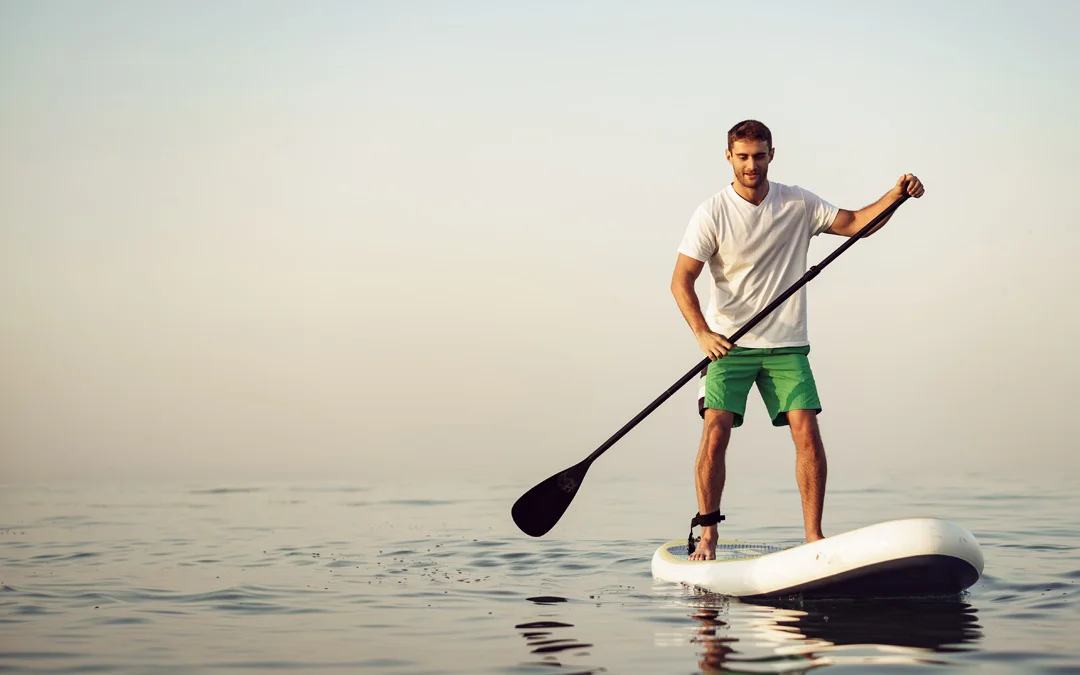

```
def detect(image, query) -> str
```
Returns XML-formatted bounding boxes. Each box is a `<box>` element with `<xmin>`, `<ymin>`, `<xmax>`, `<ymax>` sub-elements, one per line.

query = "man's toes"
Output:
<box><xmin>689</xmin><ymin>549</ymin><xmax>715</xmax><ymax>561</ymax></box>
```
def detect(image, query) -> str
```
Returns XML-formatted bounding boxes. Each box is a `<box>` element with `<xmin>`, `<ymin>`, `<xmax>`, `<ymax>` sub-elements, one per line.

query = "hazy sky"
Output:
<box><xmin>2</xmin><ymin>1</ymin><xmax>1078</xmax><ymax>489</ymax></box>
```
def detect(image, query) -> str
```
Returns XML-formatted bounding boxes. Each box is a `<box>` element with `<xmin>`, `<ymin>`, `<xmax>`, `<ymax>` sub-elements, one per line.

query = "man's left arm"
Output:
<box><xmin>826</xmin><ymin>173</ymin><xmax>925</xmax><ymax>238</ymax></box>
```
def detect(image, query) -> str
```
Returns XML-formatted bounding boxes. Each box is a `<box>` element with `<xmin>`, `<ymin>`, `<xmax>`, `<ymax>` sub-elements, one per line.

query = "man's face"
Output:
<box><xmin>726</xmin><ymin>139</ymin><xmax>774</xmax><ymax>189</ymax></box>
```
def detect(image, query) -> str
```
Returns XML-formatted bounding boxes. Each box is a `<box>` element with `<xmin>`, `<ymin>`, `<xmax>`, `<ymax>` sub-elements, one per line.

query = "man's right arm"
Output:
<box><xmin>670</xmin><ymin>253</ymin><xmax>733</xmax><ymax>360</ymax></box>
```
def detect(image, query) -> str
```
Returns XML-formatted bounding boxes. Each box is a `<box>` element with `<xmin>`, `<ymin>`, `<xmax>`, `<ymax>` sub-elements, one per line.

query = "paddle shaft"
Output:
<box><xmin>582</xmin><ymin>193</ymin><xmax>910</xmax><ymax>464</ymax></box>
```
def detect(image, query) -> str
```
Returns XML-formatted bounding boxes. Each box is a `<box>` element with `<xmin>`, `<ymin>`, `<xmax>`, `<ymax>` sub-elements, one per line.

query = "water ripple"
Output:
<box><xmin>1</xmin><ymin>480</ymin><xmax>1078</xmax><ymax>674</ymax></box>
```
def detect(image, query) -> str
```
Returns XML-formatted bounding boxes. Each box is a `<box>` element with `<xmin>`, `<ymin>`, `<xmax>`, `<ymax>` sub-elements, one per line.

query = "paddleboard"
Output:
<box><xmin>652</xmin><ymin>517</ymin><xmax>983</xmax><ymax>599</ymax></box>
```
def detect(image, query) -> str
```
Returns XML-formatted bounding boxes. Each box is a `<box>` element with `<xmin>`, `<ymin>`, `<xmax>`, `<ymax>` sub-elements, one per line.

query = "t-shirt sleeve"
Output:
<box><xmin>798</xmin><ymin>187</ymin><xmax>840</xmax><ymax>236</ymax></box>
<box><xmin>677</xmin><ymin>205</ymin><xmax>717</xmax><ymax>262</ymax></box>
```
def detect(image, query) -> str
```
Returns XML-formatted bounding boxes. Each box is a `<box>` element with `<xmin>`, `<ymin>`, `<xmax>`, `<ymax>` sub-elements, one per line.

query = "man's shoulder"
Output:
<box><xmin>688</xmin><ymin>187</ymin><xmax>730</xmax><ymax>226</ymax></box>
<box><xmin>771</xmin><ymin>181</ymin><xmax>835</xmax><ymax>206</ymax></box>
<box><xmin>769</xmin><ymin>181</ymin><xmax>812</xmax><ymax>201</ymax></box>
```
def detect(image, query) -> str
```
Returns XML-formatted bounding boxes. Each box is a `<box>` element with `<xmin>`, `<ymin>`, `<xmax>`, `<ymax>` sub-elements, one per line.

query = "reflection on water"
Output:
<box><xmin>754</xmin><ymin>596</ymin><xmax>983</xmax><ymax>650</ymax></box>
<box><xmin>515</xmin><ymin>596</ymin><xmax>602</xmax><ymax>674</ymax></box>
<box><xmin>688</xmin><ymin>591</ymin><xmax>982</xmax><ymax>673</ymax></box>
<box><xmin>514</xmin><ymin>590</ymin><xmax>982</xmax><ymax>674</ymax></box>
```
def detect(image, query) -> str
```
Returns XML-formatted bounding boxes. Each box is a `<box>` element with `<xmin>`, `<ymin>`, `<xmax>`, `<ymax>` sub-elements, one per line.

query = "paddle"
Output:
<box><xmin>511</xmin><ymin>193</ymin><xmax>910</xmax><ymax>537</ymax></box>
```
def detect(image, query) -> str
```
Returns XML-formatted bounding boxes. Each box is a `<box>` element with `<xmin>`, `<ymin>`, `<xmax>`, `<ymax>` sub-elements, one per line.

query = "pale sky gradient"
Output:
<box><xmin>2</xmin><ymin>1</ymin><xmax>1078</xmax><ymax>489</ymax></box>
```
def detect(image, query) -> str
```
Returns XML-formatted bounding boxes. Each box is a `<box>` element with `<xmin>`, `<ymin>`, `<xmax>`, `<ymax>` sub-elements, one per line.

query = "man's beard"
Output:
<box><xmin>736</xmin><ymin>169</ymin><xmax>767</xmax><ymax>188</ymax></box>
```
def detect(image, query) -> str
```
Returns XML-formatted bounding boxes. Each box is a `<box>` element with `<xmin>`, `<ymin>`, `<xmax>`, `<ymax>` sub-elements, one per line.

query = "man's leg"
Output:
<box><xmin>690</xmin><ymin>408</ymin><xmax>735</xmax><ymax>561</ymax></box>
<box><xmin>755</xmin><ymin>347</ymin><xmax>825</xmax><ymax>543</ymax></box>
<box><xmin>787</xmin><ymin>409</ymin><xmax>826</xmax><ymax>542</ymax></box>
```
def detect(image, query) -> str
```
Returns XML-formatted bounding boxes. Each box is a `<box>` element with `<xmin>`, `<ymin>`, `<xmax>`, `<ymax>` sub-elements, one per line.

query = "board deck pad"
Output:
<box><xmin>667</xmin><ymin>542</ymin><xmax>788</xmax><ymax>561</ymax></box>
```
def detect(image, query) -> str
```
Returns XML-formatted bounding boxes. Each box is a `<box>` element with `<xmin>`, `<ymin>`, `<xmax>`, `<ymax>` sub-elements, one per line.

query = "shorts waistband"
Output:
<box><xmin>727</xmin><ymin>345</ymin><xmax>810</xmax><ymax>357</ymax></box>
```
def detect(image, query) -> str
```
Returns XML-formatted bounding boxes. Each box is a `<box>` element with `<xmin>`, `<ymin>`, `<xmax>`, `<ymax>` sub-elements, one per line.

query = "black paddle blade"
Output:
<box><xmin>511</xmin><ymin>459</ymin><xmax>592</xmax><ymax>537</ymax></box>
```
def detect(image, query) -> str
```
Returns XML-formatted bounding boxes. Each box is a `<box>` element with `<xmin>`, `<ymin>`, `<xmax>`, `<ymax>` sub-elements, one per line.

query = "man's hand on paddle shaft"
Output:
<box><xmin>891</xmin><ymin>173</ymin><xmax>925</xmax><ymax>200</ymax></box>
<box><xmin>696</xmin><ymin>329</ymin><xmax>733</xmax><ymax>361</ymax></box>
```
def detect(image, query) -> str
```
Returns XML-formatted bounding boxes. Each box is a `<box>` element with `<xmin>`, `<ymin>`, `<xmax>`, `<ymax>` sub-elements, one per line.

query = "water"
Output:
<box><xmin>1</xmin><ymin>472</ymin><xmax>1078</xmax><ymax>674</ymax></box>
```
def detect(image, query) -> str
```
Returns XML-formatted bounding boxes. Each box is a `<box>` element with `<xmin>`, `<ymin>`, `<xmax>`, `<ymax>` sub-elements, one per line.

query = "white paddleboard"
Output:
<box><xmin>652</xmin><ymin>517</ymin><xmax>983</xmax><ymax>599</ymax></box>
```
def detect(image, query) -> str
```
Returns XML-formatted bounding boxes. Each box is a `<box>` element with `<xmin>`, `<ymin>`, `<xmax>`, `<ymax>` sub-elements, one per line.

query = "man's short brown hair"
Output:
<box><xmin>727</xmin><ymin>120</ymin><xmax>772</xmax><ymax>150</ymax></box>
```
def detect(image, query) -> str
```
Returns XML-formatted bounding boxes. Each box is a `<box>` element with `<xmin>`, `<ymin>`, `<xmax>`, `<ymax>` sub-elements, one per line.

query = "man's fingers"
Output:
<box><xmin>701</xmin><ymin>333</ymin><xmax>733</xmax><ymax>360</ymax></box>
<box><xmin>899</xmin><ymin>173</ymin><xmax>924</xmax><ymax>198</ymax></box>
<box><xmin>714</xmin><ymin>337</ymin><xmax>731</xmax><ymax>359</ymax></box>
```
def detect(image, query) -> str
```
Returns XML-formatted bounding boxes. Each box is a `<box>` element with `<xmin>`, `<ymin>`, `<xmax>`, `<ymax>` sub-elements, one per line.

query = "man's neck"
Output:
<box><xmin>731</xmin><ymin>180</ymin><xmax>769</xmax><ymax>206</ymax></box>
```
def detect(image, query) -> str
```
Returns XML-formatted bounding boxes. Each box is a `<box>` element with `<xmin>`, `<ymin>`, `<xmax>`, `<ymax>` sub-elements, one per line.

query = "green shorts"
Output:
<box><xmin>696</xmin><ymin>345</ymin><xmax>821</xmax><ymax>428</ymax></box>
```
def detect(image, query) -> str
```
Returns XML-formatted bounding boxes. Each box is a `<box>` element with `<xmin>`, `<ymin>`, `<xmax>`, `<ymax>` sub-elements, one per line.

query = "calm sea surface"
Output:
<box><xmin>2</xmin><ymin>471</ymin><xmax>1077</xmax><ymax>674</ymax></box>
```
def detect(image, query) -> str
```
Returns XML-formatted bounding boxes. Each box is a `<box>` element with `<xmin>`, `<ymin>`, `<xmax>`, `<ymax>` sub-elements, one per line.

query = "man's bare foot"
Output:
<box><xmin>805</xmin><ymin>531</ymin><xmax>825</xmax><ymax>543</ymax></box>
<box><xmin>689</xmin><ymin>526</ymin><xmax>718</xmax><ymax>560</ymax></box>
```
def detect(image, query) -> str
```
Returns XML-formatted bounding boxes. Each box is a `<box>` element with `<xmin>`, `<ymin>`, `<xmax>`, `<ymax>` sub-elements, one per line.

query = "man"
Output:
<box><xmin>670</xmin><ymin>119</ymin><xmax>924</xmax><ymax>560</ymax></box>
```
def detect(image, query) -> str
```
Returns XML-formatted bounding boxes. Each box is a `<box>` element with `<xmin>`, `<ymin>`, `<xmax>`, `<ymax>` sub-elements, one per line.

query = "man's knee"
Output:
<box><xmin>702</xmin><ymin>409</ymin><xmax>735</xmax><ymax>451</ymax></box>
<box><xmin>787</xmin><ymin>410</ymin><xmax>822</xmax><ymax>444</ymax></box>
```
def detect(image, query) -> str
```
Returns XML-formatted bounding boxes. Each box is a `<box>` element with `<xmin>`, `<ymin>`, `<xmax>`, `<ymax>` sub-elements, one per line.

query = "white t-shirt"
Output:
<box><xmin>678</xmin><ymin>181</ymin><xmax>839</xmax><ymax>349</ymax></box>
